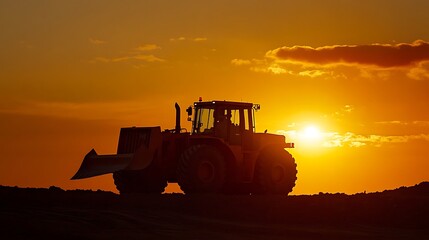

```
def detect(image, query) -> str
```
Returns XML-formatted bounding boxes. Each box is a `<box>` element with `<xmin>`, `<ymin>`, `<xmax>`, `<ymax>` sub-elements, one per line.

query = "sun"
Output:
<box><xmin>302</xmin><ymin>125</ymin><xmax>322</xmax><ymax>141</ymax></box>
<box><xmin>280</xmin><ymin>123</ymin><xmax>325</xmax><ymax>148</ymax></box>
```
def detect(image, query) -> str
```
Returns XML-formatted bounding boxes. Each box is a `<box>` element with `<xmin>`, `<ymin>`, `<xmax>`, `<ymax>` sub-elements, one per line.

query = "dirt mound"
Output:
<box><xmin>1</xmin><ymin>183</ymin><xmax>428</xmax><ymax>239</ymax></box>
<box><xmin>378</xmin><ymin>181</ymin><xmax>429</xmax><ymax>196</ymax></box>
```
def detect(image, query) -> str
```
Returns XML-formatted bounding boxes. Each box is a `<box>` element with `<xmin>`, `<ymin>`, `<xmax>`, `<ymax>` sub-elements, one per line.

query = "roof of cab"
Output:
<box><xmin>194</xmin><ymin>100</ymin><xmax>253</xmax><ymax>108</ymax></box>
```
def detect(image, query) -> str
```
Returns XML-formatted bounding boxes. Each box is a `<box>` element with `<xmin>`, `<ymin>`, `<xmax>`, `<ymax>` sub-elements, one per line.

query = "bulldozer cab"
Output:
<box><xmin>192</xmin><ymin>101</ymin><xmax>255</xmax><ymax>145</ymax></box>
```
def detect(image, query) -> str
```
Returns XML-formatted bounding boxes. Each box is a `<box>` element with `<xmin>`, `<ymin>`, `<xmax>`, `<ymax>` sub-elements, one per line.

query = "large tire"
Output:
<box><xmin>177</xmin><ymin>144</ymin><xmax>226</xmax><ymax>194</ymax></box>
<box><xmin>113</xmin><ymin>166</ymin><xmax>167</xmax><ymax>194</ymax></box>
<box><xmin>253</xmin><ymin>148</ymin><xmax>297</xmax><ymax>195</ymax></box>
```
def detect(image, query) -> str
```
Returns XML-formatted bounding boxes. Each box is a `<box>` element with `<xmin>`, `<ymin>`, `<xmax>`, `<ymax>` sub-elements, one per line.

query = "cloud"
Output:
<box><xmin>277</xmin><ymin>130</ymin><xmax>429</xmax><ymax>148</ymax></box>
<box><xmin>298</xmin><ymin>70</ymin><xmax>328</xmax><ymax>78</ymax></box>
<box><xmin>132</xmin><ymin>54</ymin><xmax>165</xmax><ymax>62</ymax></box>
<box><xmin>333</xmin><ymin>105</ymin><xmax>355</xmax><ymax>118</ymax></box>
<box><xmin>93</xmin><ymin>54</ymin><xmax>165</xmax><ymax>63</ymax></box>
<box><xmin>266</xmin><ymin>40</ymin><xmax>429</xmax><ymax>68</ymax></box>
<box><xmin>135</xmin><ymin>44</ymin><xmax>161</xmax><ymax>51</ymax></box>
<box><xmin>91</xmin><ymin>43</ymin><xmax>165</xmax><ymax>65</ymax></box>
<box><xmin>170</xmin><ymin>37</ymin><xmax>208</xmax><ymax>42</ymax></box>
<box><xmin>231</xmin><ymin>56</ymin><xmax>339</xmax><ymax>77</ymax></box>
<box><xmin>322</xmin><ymin>132</ymin><xmax>429</xmax><ymax>148</ymax></box>
<box><xmin>232</xmin><ymin>40</ymin><xmax>429</xmax><ymax>80</ymax></box>
<box><xmin>343</xmin><ymin>105</ymin><xmax>354</xmax><ymax>113</ymax></box>
<box><xmin>407</xmin><ymin>60</ymin><xmax>429</xmax><ymax>80</ymax></box>
<box><xmin>89</xmin><ymin>38</ymin><xmax>106</xmax><ymax>45</ymax></box>
<box><xmin>264</xmin><ymin>64</ymin><xmax>289</xmax><ymax>74</ymax></box>
<box><xmin>375</xmin><ymin>120</ymin><xmax>429</xmax><ymax>127</ymax></box>
<box><xmin>193</xmin><ymin>37</ymin><xmax>208</xmax><ymax>42</ymax></box>
<box><xmin>170</xmin><ymin>37</ymin><xmax>186</xmax><ymax>41</ymax></box>
<box><xmin>231</xmin><ymin>59</ymin><xmax>252</xmax><ymax>66</ymax></box>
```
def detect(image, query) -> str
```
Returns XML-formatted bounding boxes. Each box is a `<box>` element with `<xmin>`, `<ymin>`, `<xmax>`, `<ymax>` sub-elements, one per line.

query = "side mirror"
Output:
<box><xmin>186</xmin><ymin>106</ymin><xmax>193</xmax><ymax>121</ymax></box>
<box><xmin>253</xmin><ymin>104</ymin><xmax>260</xmax><ymax>111</ymax></box>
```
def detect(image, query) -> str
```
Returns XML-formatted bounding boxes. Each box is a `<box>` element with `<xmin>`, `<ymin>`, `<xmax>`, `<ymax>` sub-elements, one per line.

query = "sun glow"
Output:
<box><xmin>278</xmin><ymin>124</ymin><xmax>325</xmax><ymax>148</ymax></box>
<box><xmin>302</xmin><ymin>125</ymin><xmax>322</xmax><ymax>141</ymax></box>
<box><xmin>294</xmin><ymin>124</ymin><xmax>325</xmax><ymax>151</ymax></box>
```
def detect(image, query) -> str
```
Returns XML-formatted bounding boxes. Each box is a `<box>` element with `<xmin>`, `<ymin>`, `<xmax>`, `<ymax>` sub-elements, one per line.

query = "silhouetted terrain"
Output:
<box><xmin>1</xmin><ymin>183</ymin><xmax>428</xmax><ymax>240</ymax></box>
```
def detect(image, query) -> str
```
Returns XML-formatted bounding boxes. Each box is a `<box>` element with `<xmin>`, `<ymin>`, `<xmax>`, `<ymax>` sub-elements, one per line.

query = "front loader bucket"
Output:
<box><xmin>71</xmin><ymin>149</ymin><xmax>133</xmax><ymax>179</ymax></box>
<box><xmin>71</xmin><ymin>127</ymin><xmax>162</xmax><ymax>180</ymax></box>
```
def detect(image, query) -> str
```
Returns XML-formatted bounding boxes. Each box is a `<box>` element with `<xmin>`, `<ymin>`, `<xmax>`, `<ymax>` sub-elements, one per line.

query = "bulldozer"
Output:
<box><xmin>72</xmin><ymin>99</ymin><xmax>297</xmax><ymax>195</ymax></box>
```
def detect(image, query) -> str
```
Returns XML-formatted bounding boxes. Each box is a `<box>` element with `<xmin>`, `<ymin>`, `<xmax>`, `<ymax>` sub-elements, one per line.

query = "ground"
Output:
<box><xmin>1</xmin><ymin>183</ymin><xmax>428</xmax><ymax>239</ymax></box>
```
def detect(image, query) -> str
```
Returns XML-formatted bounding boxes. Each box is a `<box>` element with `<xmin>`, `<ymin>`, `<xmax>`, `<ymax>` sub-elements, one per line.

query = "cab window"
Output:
<box><xmin>195</xmin><ymin>108</ymin><xmax>214</xmax><ymax>133</ymax></box>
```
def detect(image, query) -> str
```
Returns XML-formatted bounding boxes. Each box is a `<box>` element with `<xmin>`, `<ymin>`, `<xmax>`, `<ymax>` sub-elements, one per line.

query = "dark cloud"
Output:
<box><xmin>266</xmin><ymin>40</ymin><xmax>429</xmax><ymax>68</ymax></box>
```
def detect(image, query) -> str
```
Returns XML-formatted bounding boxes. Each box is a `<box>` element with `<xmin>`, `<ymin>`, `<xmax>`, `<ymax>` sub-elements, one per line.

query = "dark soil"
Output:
<box><xmin>1</xmin><ymin>182</ymin><xmax>428</xmax><ymax>239</ymax></box>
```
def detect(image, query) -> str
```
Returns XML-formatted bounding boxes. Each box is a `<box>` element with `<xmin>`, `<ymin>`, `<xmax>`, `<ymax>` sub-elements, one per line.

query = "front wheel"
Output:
<box><xmin>253</xmin><ymin>148</ymin><xmax>297</xmax><ymax>195</ymax></box>
<box><xmin>177</xmin><ymin>144</ymin><xmax>226</xmax><ymax>194</ymax></box>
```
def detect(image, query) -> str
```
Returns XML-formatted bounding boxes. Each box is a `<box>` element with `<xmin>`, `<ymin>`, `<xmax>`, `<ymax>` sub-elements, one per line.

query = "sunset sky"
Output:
<box><xmin>1</xmin><ymin>0</ymin><xmax>428</xmax><ymax>194</ymax></box>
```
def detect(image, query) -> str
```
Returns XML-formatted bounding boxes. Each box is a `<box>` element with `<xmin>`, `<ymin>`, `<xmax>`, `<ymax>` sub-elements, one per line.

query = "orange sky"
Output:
<box><xmin>0</xmin><ymin>0</ymin><xmax>428</xmax><ymax>194</ymax></box>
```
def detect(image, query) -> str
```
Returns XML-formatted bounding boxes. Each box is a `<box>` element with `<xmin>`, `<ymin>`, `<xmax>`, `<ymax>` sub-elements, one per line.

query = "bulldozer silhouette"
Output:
<box><xmin>72</xmin><ymin>99</ymin><xmax>297</xmax><ymax>195</ymax></box>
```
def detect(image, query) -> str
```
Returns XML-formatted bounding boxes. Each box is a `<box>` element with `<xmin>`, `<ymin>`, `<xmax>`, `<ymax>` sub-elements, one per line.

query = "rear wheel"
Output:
<box><xmin>177</xmin><ymin>144</ymin><xmax>226</xmax><ymax>194</ymax></box>
<box><xmin>113</xmin><ymin>166</ymin><xmax>167</xmax><ymax>194</ymax></box>
<box><xmin>253</xmin><ymin>148</ymin><xmax>297</xmax><ymax>195</ymax></box>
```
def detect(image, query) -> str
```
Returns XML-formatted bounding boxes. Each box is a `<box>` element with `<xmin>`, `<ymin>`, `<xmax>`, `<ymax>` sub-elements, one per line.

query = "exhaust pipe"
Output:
<box><xmin>175</xmin><ymin>103</ymin><xmax>181</xmax><ymax>133</ymax></box>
